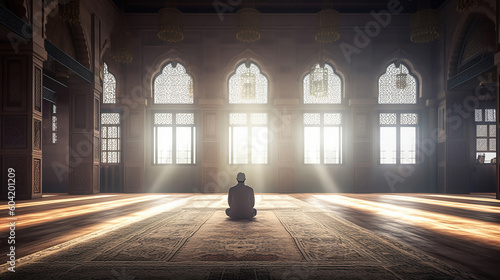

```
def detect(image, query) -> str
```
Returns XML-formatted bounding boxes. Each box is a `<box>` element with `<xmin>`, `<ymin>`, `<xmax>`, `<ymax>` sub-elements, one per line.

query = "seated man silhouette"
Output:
<box><xmin>226</xmin><ymin>172</ymin><xmax>257</xmax><ymax>219</ymax></box>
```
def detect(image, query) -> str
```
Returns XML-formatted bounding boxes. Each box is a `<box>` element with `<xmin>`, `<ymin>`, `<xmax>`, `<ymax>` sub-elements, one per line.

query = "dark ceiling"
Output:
<box><xmin>113</xmin><ymin>0</ymin><xmax>449</xmax><ymax>14</ymax></box>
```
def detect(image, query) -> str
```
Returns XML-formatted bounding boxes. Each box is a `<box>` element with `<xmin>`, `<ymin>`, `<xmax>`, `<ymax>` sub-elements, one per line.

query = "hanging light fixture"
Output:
<box><xmin>410</xmin><ymin>0</ymin><xmax>439</xmax><ymax>43</ymax></box>
<box><xmin>310</xmin><ymin>64</ymin><xmax>328</xmax><ymax>98</ymax></box>
<box><xmin>240</xmin><ymin>64</ymin><xmax>256</xmax><ymax>100</ymax></box>
<box><xmin>158</xmin><ymin>1</ymin><xmax>183</xmax><ymax>43</ymax></box>
<box><xmin>110</xmin><ymin>4</ymin><xmax>133</xmax><ymax>63</ymax></box>
<box><xmin>395</xmin><ymin>63</ymin><xmax>408</xmax><ymax>89</ymax></box>
<box><xmin>315</xmin><ymin>6</ymin><xmax>340</xmax><ymax>44</ymax></box>
<box><xmin>236</xmin><ymin>7</ymin><xmax>261</xmax><ymax>43</ymax></box>
<box><xmin>60</xmin><ymin>0</ymin><xmax>80</xmax><ymax>23</ymax></box>
<box><xmin>456</xmin><ymin>0</ymin><xmax>478</xmax><ymax>13</ymax></box>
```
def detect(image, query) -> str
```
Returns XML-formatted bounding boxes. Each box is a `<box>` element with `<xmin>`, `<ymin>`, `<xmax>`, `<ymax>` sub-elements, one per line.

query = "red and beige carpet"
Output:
<box><xmin>0</xmin><ymin>195</ymin><xmax>477</xmax><ymax>279</ymax></box>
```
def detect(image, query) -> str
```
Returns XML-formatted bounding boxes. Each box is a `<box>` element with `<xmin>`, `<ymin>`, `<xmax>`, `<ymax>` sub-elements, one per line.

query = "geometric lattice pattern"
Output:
<box><xmin>176</xmin><ymin>113</ymin><xmax>194</xmax><ymax>125</ymax></box>
<box><xmin>154</xmin><ymin>113</ymin><xmax>173</xmax><ymax>125</ymax></box>
<box><xmin>103</xmin><ymin>63</ymin><xmax>116</xmax><ymax>104</ymax></box>
<box><xmin>400</xmin><ymin>113</ymin><xmax>419</xmax><ymax>125</ymax></box>
<box><xmin>34</xmin><ymin>158</ymin><xmax>41</xmax><ymax>193</ymax></box>
<box><xmin>34</xmin><ymin>119</ymin><xmax>41</xmax><ymax>150</ymax></box>
<box><xmin>52</xmin><ymin>104</ymin><xmax>57</xmax><ymax>144</ymax></box>
<box><xmin>229</xmin><ymin>113</ymin><xmax>247</xmax><ymax>125</ymax></box>
<box><xmin>475</xmin><ymin>109</ymin><xmax>496</xmax><ymax>162</ymax></box>
<box><xmin>101</xmin><ymin>113</ymin><xmax>121</xmax><ymax>164</ymax></box>
<box><xmin>34</xmin><ymin>67</ymin><xmax>42</xmax><ymax>112</ymax></box>
<box><xmin>303</xmin><ymin>64</ymin><xmax>342</xmax><ymax>104</ymax></box>
<box><xmin>303</xmin><ymin>113</ymin><xmax>321</xmax><ymax>125</ymax></box>
<box><xmin>378</xmin><ymin>63</ymin><xmax>417</xmax><ymax>104</ymax></box>
<box><xmin>154</xmin><ymin>63</ymin><xmax>194</xmax><ymax>104</ymax></box>
<box><xmin>379</xmin><ymin>113</ymin><xmax>397</xmax><ymax>125</ymax></box>
<box><xmin>229</xmin><ymin>63</ymin><xmax>268</xmax><ymax>104</ymax></box>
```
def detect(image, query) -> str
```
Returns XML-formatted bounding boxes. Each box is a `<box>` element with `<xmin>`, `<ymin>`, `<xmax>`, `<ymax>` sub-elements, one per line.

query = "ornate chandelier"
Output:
<box><xmin>158</xmin><ymin>4</ymin><xmax>184</xmax><ymax>43</ymax></box>
<box><xmin>456</xmin><ymin>0</ymin><xmax>478</xmax><ymax>13</ymax></box>
<box><xmin>310</xmin><ymin>64</ymin><xmax>328</xmax><ymax>98</ymax></box>
<box><xmin>410</xmin><ymin>0</ymin><xmax>439</xmax><ymax>43</ymax></box>
<box><xmin>110</xmin><ymin>17</ymin><xmax>133</xmax><ymax>63</ymax></box>
<box><xmin>240</xmin><ymin>67</ymin><xmax>256</xmax><ymax>100</ymax></box>
<box><xmin>315</xmin><ymin>9</ymin><xmax>340</xmax><ymax>44</ymax></box>
<box><xmin>395</xmin><ymin>66</ymin><xmax>407</xmax><ymax>89</ymax></box>
<box><xmin>236</xmin><ymin>8</ymin><xmax>261</xmax><ymax>43</ymax></box>
<box><xmin>60</xmin><ymin>0</ymin><xmax>80</xmax><ymax>23</ymax></box>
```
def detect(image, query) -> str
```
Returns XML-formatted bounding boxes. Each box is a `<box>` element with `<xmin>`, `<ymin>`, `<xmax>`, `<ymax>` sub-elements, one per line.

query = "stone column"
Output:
<box><xmin>200</xmin><ymin>98</ymin><xmax>223</xmax><ymax>193</ymax></box>
<box><xmin>274</xmin><ymin>99</ymin><xmax>298</xmax><ymax>193</ymax></box>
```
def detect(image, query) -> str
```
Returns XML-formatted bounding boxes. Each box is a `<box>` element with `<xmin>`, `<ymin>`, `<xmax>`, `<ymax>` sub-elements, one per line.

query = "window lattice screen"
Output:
<box><xmin>303</xmin><ymin>64</ymin><xmax>342</xmax><ymax>104</ymax></box>
<box><xmin>378</xmin><ymin>63</ymin><xmax>417</xmax><ymax>104</ymax></box>
<box><xmin>103</xmin><ymin>63</ymin><xmax>116</xmax><ymax>104</ymax></box>
<box><xmin>154</xmin><ymin>63</ymin><xmax>194</xmax><ymax>104</ymax></box>
<box><xmin>229</xmin><ymin>63</ymin><xmax>268</xmax><ymax>104</ymax></box>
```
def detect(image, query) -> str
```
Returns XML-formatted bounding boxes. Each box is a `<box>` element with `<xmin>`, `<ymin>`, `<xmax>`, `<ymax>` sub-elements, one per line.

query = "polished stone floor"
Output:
<box><xmin>0</xmin><ymin>193</ymin><xmax>498</xmax><ymax>279</ymax></box>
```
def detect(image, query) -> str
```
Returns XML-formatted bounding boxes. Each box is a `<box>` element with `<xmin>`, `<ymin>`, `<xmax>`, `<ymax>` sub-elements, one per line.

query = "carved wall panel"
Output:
<box><xmin>70</xmin><ymin>164</ymin><xmax>90</xmax><ymax>192</ymax></box>
<box><xmin>124</xmin><ymin>166</ymin><xmax>141</xmax><ymax>192</ymax></box>
<box><xmin>33</xmin><ymin>158</ymin><xmax>41</xmax><ymax>193</ymax></box>
<box><xmin>34</xmin><ymin>66</ymin><xmax>42</xmax><ymax>113</ymax></box>
<box><xmin>2</xmin><ymin>116</ymin><xmax>27</xmax><ymax>149</ymax></box>
<box><xmin>33</xmin><ymin>118</ymin><xmax>41</xmax><ymax>150</ymax></box>
<box><xmin>3</xmin><ymin>58</ymin><xmax>26</xmax><ymax>110</ymax></box>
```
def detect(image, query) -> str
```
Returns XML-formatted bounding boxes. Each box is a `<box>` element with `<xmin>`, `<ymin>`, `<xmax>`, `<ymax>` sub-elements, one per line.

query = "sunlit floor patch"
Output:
<box><xmin>382</xmin><ymin>194</ymin><xmax>500</xmax><ymax>213</ymax></box>
<box><xmin>0</xmin><ymin>195</ymin><xmax>118</xmax><ymax>210</ymax></box>
<box><xmin>314</xmin><ymin>194</ymin><xmax>500</xmax><ymax>248</ymax></box>
<box><xmin>1</xmin><ymin>195</ymin><xmax>169</xmax><ymax>231</ymax></box>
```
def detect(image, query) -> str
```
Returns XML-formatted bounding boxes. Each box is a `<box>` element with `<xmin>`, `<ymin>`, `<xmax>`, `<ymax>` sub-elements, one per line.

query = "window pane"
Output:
<box><xmin>477</xmin><ymin>152</ymin><xmax>496</xmax><ymax>163</ymax></box>
<box><xmin>154</xmin><ymin>113</ymin><xmax>173</xmax><ymax>125</ymax></box>
<box><xmin>52</xmin><ymin>116</ymin><xmax>57</xmax><ymax>131</ymax></box>
<box><xmin>380</xmin><ymin>127</ymin><xmax>397</xmax><ymax>164</ymax></box>
<box><xmin>251</xmin><ymin>113</ymin><xmax>268</xmax><ymax>125</ymax></box>
<box><xmin>489</xmin><ymin>139</ymin><xmax>496</xmax><ymax>152</ymax></box>
<box><xmin>475</xmin><ymin>109</ymin><xmax>483</xmax><ymax>122</ymax></box>
<box><xmin>489</xmin><ymin>125</ymin><xmax>496</xmax><ymax>137</ymax></box>
<box><xmin>101</xmin><ymin>113</ymin><xmax>120</xmax><ymax>125</ymax></box>
<box><xmin>232</xmin><ymin>127</ymin><xmax>248</xmax><ymax>164</ymax></box>
<box><xmin>176</xmin><ymin>127</ymin><xmax>192</xmax><ymax>164</ymax></box>
<box><xmin>485</xmin><ymin>109</ymin><xmax>496</xmax><ymax>122</ymax></box>
<box><xmin>304</xmin><ymin>113</ymin><xmax>321</xmax><ymax>125</ymax></box>
<box><xmin>103</xmin><ymin>63</ymin><xmax>116</xmax><ymax>104</ymax></box>
<box><xmin>401</xmin><ymin>127</ymin><xmax>417</xmax><ymax>164</ymax></box>
<box><xmin>400</xmin><ymin>113</ymin><xmax>418</xmax><ymax>125</ymax></box>
<box><xmin>477</xmin><ymin>125</ymin><xmax>487</xmax><ymax>137</ymax></box>
<box><xmin>324</xmin><ymin>127</ymin><xmax>341</xmax><ymax>164</ymax></box>
<box><xmin>476</xmin><ymin>138</ymin><xmax>487</xmax><ymax>151</ymax></box>
<box><xmin>252</xmin><ymin>127</ymin><xmax>268</xmax><ymax>164</ymax></box>
<box><xmin>379</xmin><ymin>113</ymin><xmax>397</xmax><ymax>125</ymax></box>
<box><xmin>176</xmin><ymin>113</ymin><xmax>194</xmax><ymax>125</ymax></box>
<box><xmin>230</xmin><ymin>113</ymin><xmax>247</xmax><ymax>125</ymax></box>
<box><xmin>304</xmin><ymin>127</ymin><xmax>320</xmax><ymax>164</ymax></box>
<box><xmin>324</xmin><ymin>113</ymin><xmax>341</xmax><ymax>125</ymax></box>
<box><xmin>156</xmin><ymin>127</ymin><xmax>173</xmax><ymax>164</ymax></box>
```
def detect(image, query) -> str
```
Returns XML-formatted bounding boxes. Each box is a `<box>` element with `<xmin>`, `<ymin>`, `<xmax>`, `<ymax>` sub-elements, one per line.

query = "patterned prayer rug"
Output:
<box><xmin>0</xmin><ymin>195</ymin><xmax>478</xmax><ymax>279</ymax></box>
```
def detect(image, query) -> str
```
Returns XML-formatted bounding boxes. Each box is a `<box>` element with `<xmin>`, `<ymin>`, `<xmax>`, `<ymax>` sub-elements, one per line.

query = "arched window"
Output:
<box><xmin>103</xmin><ymin>63</ymin><xmax>116</xmax><ymax>104</ymax></box>
<box><xmin>378</xmin><ymin>62</ymin><xmax>419</xmax><ymax>165</ymax></box>
<box><xmin>154</xmin><ymin>62</ymin><xmax>194</xmax><ymax>104</ymax></box>
<box><xmin>303</xmin><ymin>64</ymin><xmax>342</xmax><ymax>104</ymax></box>
<box><xmin>228</xmin><ymin>62</ymin><xmax>268</xmax><ymax>104</ymax></box>
<box><xmin>378</xmin><ymin>63</ymin><xmax>417</xmax><ymax>104</ymax></box>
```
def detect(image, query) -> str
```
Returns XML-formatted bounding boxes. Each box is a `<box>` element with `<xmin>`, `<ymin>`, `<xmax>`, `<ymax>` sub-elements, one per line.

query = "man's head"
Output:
<box><xmin>236</xmin><ymin>172</ymin><xmax>246</xmax><ymax>182</ymax></box>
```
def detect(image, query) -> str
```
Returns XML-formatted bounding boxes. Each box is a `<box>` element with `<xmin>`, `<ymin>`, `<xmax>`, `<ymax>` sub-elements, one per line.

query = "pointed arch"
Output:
<box><xmin>103</xmin><ymin>62</ymin><xmax>116</xmax><ymax>104</ymax></box>
<box><xmin>153</xmin><ymin>62</ymin><xmax>194</xmax><ymax>104</ymax></box>
<box><xmin>228</xmin><ymin>61</ymin><xmax>269</xmax><ymax>104</ymax></box>
<box><xmin>378</xmin><ymin>63</ymin><xmax>418</xmax><ymax>104</ymax></box>
<box><xmin>303</xmin><ymin>63</ymin><xmax>342</xmax><ymax>104</ymax></box>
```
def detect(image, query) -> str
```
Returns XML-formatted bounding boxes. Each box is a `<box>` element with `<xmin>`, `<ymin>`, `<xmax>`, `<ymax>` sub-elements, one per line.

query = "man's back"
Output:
<box><xmin>227</xmin><ymin>183</ymin><xmax>255</xmax><ymax>219</ymax></box>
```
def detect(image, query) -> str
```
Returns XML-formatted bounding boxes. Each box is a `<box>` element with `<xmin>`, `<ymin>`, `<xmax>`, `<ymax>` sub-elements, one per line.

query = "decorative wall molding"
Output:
<box><xmin>0</xmin><ymin>5</ymin><xmax>32</xmax><ymax>41</ymax></box>
<box><xmin>447</xmin><ymin>54</ymin><xmax>494</xmax><ymax>90</ymax></box>
<box><xmin>44</xmin><ymin>39</ymin><xmax>93</xmax><ymax>83</ymax></box>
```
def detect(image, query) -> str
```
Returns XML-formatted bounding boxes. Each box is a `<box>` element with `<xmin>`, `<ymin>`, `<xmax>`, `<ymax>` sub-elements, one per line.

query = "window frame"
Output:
<box><xmin>100</xmin><ymin>112</ymin><xmax>122</xmax><ymax>165</ymax></box>
<box><xmin>302</xmin><ymin>112</ymin><xmax>344</xmax><ymax>165</ymax></box>
<box><xmin>228</xmin><ymin>112</ymin><xmax>270</xmax><ymax>165</ymax></box>
<box><xmin>152</xmin><ymin>111</ymin><xmax>197</xmax><ymax>165</ymax></box>
<box><xmin>474</xmin><ymin>108</ymin><xmax>496</xmax><ymax>164</ymax></box>
<box><xmin>378</xmin><ymin>111</ymin><xmax>420</xmax><ymax>165</ymax></box>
